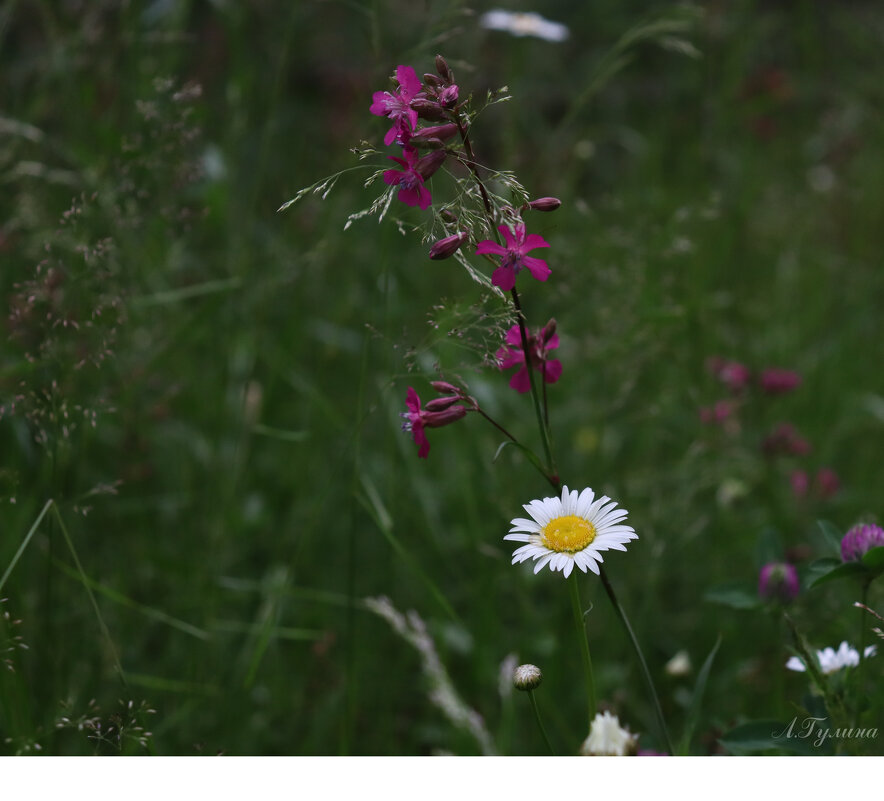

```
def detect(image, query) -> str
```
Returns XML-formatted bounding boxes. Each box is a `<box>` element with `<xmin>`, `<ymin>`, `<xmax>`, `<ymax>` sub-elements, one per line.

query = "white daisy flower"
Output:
<box><xmin>785</xmin><ymin>641</ymin><xmax>877</xmax><ymax>674</ymax></box>
<box><xmin>579</xmin><ymin>711</ymin><xmax>638</xmax><ymax>756</ymax></box>
<box><xmin>480</xmin><ymin>9</ymin><xmax>570</xmax><ymax>43</ymax></box>
<box><xmin>505</xmin><ymin>485</ymin><xmax>637</xmax><ymax>578</ymax></box>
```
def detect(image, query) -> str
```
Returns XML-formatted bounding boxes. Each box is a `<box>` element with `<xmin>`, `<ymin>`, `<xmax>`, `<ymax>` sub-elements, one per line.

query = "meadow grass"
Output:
<box><xmin>1</xmin><ymin>0</ymin><xmax>882</xmax><ymax>755</ymax></box>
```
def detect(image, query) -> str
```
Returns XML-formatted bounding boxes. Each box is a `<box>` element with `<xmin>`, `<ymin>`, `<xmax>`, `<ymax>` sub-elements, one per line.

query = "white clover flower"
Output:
<box><xmin>505</xmin><ymin>485</ymin><xmax>637</xmax><ymax>578</ymax></box>
<box><xmin>480</xmin><ymin>9</ymin><xmax>570</xmax><ymax>43</ymax></box>
<box><xmin>785</xmin><ymin>641</ymin><xmax>877</xmax><ymax>674</ymax></box>
<box><xmin>579</xmin><ymin>711</ymin><xmax>638</xmax><ymax>756</ymax></box>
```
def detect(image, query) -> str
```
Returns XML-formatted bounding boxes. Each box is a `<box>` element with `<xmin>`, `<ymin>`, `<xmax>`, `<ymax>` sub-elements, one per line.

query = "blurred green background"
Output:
<box><xmin>1</xmin><ymin>0</ymin><xmax>882</xmax><ymax>755</ymax></box>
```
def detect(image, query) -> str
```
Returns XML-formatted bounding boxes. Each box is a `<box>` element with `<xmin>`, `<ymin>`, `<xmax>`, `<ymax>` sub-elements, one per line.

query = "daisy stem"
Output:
<box><xmin>598</xmin><ymin>566</ymin><xmax>674</xmax><ymax>755</ymax></box>
<box><xmin>527</xmin><ymin>689</ymin><xmax>556</xmax><ymax>755</ymax></box>
<box><xmin>569</xmin><ymin>572</ymin><xmax>597</xmax><ymax>728</ymax></box>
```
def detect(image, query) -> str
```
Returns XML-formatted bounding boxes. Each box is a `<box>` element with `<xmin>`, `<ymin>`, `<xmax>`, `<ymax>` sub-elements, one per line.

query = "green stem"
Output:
<box><xmin>598</xmin><ymin>566</ymin><xmax>673</xmax><ymax>754</ymax></box>
<box><xmin>569</xmin><ymin>572</ymin><xmax>596</xmax><ymax>729</ymax></box>
<box><xmin>511</xmin><ymin>286</ymin><xmax>556</xmax><ymax>478</ymax></box>
<box><xmin>527</xmin><ymin>689</ymin><xmax>556</xmax><ymax>755</ymax></box>
<box><xmin>855</xmin><ymin>580</ymin><xmax>871</xmax><ymax>727</ymax></box>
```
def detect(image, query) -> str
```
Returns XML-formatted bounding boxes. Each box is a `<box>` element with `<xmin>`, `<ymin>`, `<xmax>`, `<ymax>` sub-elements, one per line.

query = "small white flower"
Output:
<box><xmin>786</xmin><ymin>641</ymin><xmax>877</xmax><ymax>674</ymax></box>
<box><xmin>664</xmin><ymin>650</ymin><xmax>692</xmax><ymax>677</ymax></box>
<box><xmin>480</xmin><ymin>9</ymin><xmax>570</xmax><ymax>43</ymax></box>
<box><xmin>505</xmin><ymin>485</ymin><xmax>637</xmax><ymax>579</ymax></box>
<box><xmin>579</xmin><ymin>711</ymin><xmax>638</xmax><ymax>756</ymax></box>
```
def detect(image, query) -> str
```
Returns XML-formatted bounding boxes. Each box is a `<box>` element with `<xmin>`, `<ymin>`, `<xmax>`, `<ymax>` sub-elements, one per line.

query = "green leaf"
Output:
<box><xmin>704</xmin><ymin>581</ymin><xmax>761</xmax><ymax>610</ymax></box>
<box><xmin>809</xmin><ymin>560</ymin><xmax>867</xmax><ymax>588</ymax></box>
<box><xmin>679</xmin><ymin>636</ymin><xmax>721</xmax><ymax>755</ymax></box>
<box><xmin>861</xmin><ymin>545</ymin><xmax>884</xmax><ymax>571</ymax></box>
<box><xmin>719</xmin><ymin>720</ymin><xmax>818</xmax><ymax>755</ymax></box>
<box><xmin>816</xmin><ymin>520</ymin><xmax>843</xmax><ymax>557</ymax></box>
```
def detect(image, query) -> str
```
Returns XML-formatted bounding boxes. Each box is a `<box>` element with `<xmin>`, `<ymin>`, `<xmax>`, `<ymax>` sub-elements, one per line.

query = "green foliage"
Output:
<box><xmin>1</xmin><ymin>0</ymin><xmax>883</xmax><ymax>755</ymax></box>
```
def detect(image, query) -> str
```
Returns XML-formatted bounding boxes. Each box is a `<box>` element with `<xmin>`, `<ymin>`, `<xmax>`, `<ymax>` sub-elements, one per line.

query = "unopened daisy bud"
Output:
<box><xmin>758</xmin><ymin>562</ymin><xmax>800</xmax><ymax>603</ymax></box>
<box><xmin>435</xmin><ymin>54</ymin><xmax>453</xmax><ymax>84</ymax></box>
<box><xmin>417</xmin><ymin>149</ymin><xmax>447</xmax><ymax>180</ymax></box>
<box><xmin>513</xmin><ymin>664</ymin><xmax>542</xmax><ymax>691</ymax></box>
<box><xmin>410</xmin><ymin>123</ymin><xmax>458</xmax><ymax>146</ymax></box>
<box><xmin>841</xmin><ymin>523</ymin><xmax>884</xmax><ymax>563</ymax></box>
<box><xmin>424</xmin><ymin>395</ymin><xmax>461</xmax><ymax>411</ymax></box>
<box><xmin>429</xmin><ymin>231</ymin><xmax>468</xmax><ymax>260</ymax></box>
<box><xmin>579</xmin><ymin>711</ymin><xmax>638</xmax><ymax>756</ymax></box>
<box><xmin>411</xmin><ymin>98</ymin><xmax>448</xmax><ymax>121</ymax></box>
<box><xmin>527</xmin><ymin>196</ymin><xmax>562</xmax><ymax>212</ymax></box>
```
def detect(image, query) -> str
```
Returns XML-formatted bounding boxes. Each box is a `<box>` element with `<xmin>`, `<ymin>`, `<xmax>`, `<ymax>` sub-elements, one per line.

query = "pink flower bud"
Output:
<box><xmin>760</xmin><ymin>368</ymin><xmax>802</xmax><ymax>395</ymax></box>
<box><xmin>423</xmin><ymin>73</ymin><xmax>442</xmax><ymax>87</ymax></box>
<box><xmin>791</xmin><ymin>470</ymin><xmax>809</xmax><ymax>498</ymax></box>
<box><xmin>527</xmin><ymin>197</ymin><xmax>562</xmax><ymax>212</ymax></box>
<box><xmin>430</xmin><ymin>380</ymin><xmax>461</xmax><ymax>394</ymax></box>
<box><xmin>411</xmin><ymin>98</ymin><xmax>448</xmax><ymax>122</ymax></box>
<box><xmin>435</xmin><ymin>54</ymin><xmax>453</xmax><ymax>83</ymax></box>
<box><xmin>429</xmin><ymin>231</ymin><xmax>468</xmax><ymax>260</ymax></box>
<box><xmin>422</xmin><ymin>404</ymin><xmax>467</xmax><ymax>428</ymax></box>
<box><xmin>439</xmin><ymin>84</ymin><xmax>459</xmax><ymax>108</ymax></box>
<box><xmin>417</xmin><ymin>149</ymin><xmax>447</xmax><ymax>180</ymax></box>
<box><xmin>424</xmin><ymin>396</ymin><xmax>461</xmax><ymax>411</ymax></box>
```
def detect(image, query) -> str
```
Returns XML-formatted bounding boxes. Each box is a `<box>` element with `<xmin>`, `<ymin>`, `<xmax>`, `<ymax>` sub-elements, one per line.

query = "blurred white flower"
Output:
<box><xmin>786</xmin><ymin>641</ymin><xmax>877</xmax><ymax>674</ymax></box>
<box><xmin>480</xmin><ymin>9</ymin><xmax>569</xmax><ymax>42</ymax></box>
<box><xmin>579</xmin><ymin>711</ymin><xmax>638</xmax><ymax>756</ymax></box>
<box><xmin>665</xmin><ymin>649</ymin><xmax>692</xmax><ymax>677</ymax></box>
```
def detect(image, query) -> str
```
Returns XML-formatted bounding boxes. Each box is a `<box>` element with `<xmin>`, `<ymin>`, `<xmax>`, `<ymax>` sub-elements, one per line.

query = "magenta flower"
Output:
<box><xmin>370</xmin><ymin>65</ymin><xmax>423</xmax><ymax>146</ymax></box>
<box><xmin>699</xmin><ymin>399</ymin><xmax>736</xmax><ymax>425</ymax></box>
<box><xmin>384</xmin><ymin>147</ymin><xmax>432</xmax><ymax>210</ymax></box>
<box><xmin>400</xmin><ymin>386</ymin><xmax>467</xmax><ymax>458</ymax></box>
<box><xmin>758</xmin><ymin>562</ymin><xmax>800</xmax><ymax>603</ymax></box>
<box><xmin>496</xmin><ymin>320</ymin><xmax>562</xmax><ymax>393</ymax></box>
<box><xmin>476</xmin><ymin>223</ymin><xmax>550</xmax><ymax>291</ymax></box>
<box><xmin>762</xmin><ymin>422</ymin><xmax>810</xmax><ymax>456</ymax></box>
<box><xmin>814</xmin><ymin>467</ymin><xmax>839</xmax><ymax>499</ymax></box>
<box><xmin>706</xmin><ymin>357</ymin><xmax>751</xmax><ymax>394</ymax></box>
<box><xmin>790</xmin><ymin>469</ymin><xmax>809</xmax><ymax>498</ymax></box>
<box><xmin>841</xmin><ymin>523</ymin><xmax>884</xmax><ymax>563</ymax></box>
<box><xmin>760</xmin><ymin>368</ymin><xmax>802</xmax><ymax>395</ymax></box>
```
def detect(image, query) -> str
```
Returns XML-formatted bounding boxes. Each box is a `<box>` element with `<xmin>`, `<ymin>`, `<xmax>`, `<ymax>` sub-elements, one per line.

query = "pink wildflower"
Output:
<box><xmin>762</xmin><ymin>422</ymin><xmax>810</xmax><ymax>456</ymax></box>
<box><xmin>760</xmin><ymin>368</ymin><xmax>802</xmax><ymax>395</ymax></box>
<box><xmin>476</xmin><ymin>223</ymin><xmax>550</xmax><ymax>291</ymax></box>
<box><xmin>841</xmin><ymin>523</ymin><xmax>884</xmax><ymax>563</ymax></box>
<box><xmin>758</xmin><ymin>562</ymin><xmax>800</xmax><ymax>603</ymax></box>
<box><xmin>814</xmin><ymin>467</ymin><xmax>839</xmax><ymax>499</ymax></box>
<box><xmin>699</xmin><ymin>399</ymin><xmax>736</xmax><ymax>425</ymax></box>
<box><xmin>790</xmin><ymin>469</ymin><xmax>809</xmax><ymax>498</ymax></box>
<box><xmin>401</xmin><ymin>386</ymin><xmax>467</xmax><ymax>458</ymax></box>
<box><xmin>384</xmin><ymin>147</ymin><xmax>433</xmax><ymax>210</ymax></box>
<box><xmin>496</xmin><ymin>320</ymin><xmax>562</xmax><ymax>393</ymax></box>
<box><xmin>370</xmin><ymin>65</ymin><xmax>423</xmax><ymax>146</ymax></box>
<box><xmin>707</xmin><ymin>357</ymin><xmax>751</xmax><ymax>394</ymax></box>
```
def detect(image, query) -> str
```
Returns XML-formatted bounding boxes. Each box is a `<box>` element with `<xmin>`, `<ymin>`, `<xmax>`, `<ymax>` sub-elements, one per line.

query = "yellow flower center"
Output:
<box><xmin>541</xmin><ymin>515</ymin><xmax>596</xmax><ymax>553</ymax></box>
